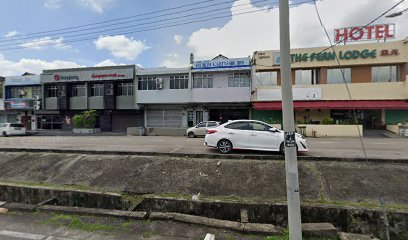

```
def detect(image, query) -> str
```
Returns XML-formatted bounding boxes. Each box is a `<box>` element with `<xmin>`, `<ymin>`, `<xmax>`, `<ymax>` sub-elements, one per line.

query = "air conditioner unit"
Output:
<box><xmin>33</xmin><ymin>95</ymin><xmax>41</xmax><ymax>100</ymax></box>
<box><xmin>33</xmin><ymin>105</ymin><xmax>41</xmax><ymax>111</ymax></box>
<box><xmin>105</xmin><ymin>88</ymin><xmax>114</xmax><ymax>96</ymax></box>
<box><xmin>155</xmin><ymin>78</ymin><xmax>163</xmax><ymax>90</ymax></box>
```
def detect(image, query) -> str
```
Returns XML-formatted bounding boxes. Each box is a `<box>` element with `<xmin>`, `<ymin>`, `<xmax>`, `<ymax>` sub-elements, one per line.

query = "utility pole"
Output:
<box><xmin>279</xmin><ymin>0</ymin><xmax>302</xmax><ymax>239</ymax></box>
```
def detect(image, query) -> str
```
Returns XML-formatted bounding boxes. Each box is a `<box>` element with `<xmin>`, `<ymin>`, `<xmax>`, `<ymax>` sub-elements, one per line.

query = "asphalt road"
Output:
<box><xmin>0</xmin><ymin>135</ymin><xmax>406</xmax><ymax>159</ymax></box>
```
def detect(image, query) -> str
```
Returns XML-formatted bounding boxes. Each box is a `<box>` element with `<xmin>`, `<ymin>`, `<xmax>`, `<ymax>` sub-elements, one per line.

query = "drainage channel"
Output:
<box><xmin>0</xmin><ymin>183</ymin><xmax>407</xmax><ymax>239</ymax></box>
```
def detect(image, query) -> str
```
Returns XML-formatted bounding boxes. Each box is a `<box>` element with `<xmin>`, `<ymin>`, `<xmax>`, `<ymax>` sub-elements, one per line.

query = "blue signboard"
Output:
<box><xmin>193</xmin><ymin>57</ymin><xmax>251</xmax><ymax>72</ymax></box>
<box><xmin>5</xmin><ymin>75</ymin><xmax>40</xmax><ymax>86</ymax></box>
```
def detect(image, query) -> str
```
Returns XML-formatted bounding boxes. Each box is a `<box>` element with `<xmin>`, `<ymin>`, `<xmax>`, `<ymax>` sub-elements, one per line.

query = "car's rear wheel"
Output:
<box><xmin>187</xmin><ymin>132</ymin><xmax>196</xmax><ymax>138</ymax></box>
<box><xmin>217</xmin><ymin>139</ymin><xmax>233</xmax><ymax>154</ymax></box>
<box><xmin>2</xmin><ymin>131</ymin><xmax>7</xmax><ymax>137</ymax></box>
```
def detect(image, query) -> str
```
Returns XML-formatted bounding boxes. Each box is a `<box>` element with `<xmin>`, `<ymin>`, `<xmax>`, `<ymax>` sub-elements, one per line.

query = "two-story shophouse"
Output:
<box><xmin>251</xmin><ymin>39</ymin><xmax>408</xmax><ymax>134</ymax></box>
<box><xmin>40</xmin><ymin>65</ymin><xmax>143</xmax><ymax>132</ymax></box>
<box><xmin>3</xmin><ymin>75</ymin><xmax>42</xmax><ymax>130</ymax></box>
<box><xmin>136</xmin><ymin>55</ymin><xmax>252</xmax><ymax>135</ymax></box>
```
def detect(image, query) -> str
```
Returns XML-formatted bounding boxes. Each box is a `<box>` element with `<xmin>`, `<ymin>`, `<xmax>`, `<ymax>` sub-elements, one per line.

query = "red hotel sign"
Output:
<box><xmin>334</xmin><ymin>24</ymin><xmax>395</xmax><ymax>43</ymax></box>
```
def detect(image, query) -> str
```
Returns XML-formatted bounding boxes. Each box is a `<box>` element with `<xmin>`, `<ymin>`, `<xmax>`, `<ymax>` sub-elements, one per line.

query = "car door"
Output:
<box><xmin>249</xmin><ymin>122</ymin><xmax>280</xmax><ymax>151</ymax></box>
<box><xmin>223</xmin><ymin>121</ymin><xmax>250</xmax><ymax>149</ymax></box>
<box><xmin>194</xmin><ymin>122</ymin><xmax>207</xmax><ymax>136</ymax></box>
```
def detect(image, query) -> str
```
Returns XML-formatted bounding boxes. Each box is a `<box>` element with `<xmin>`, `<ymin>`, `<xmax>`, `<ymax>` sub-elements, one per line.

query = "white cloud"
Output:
<box><xmin>44</xmin><ymin>0</ymin><xmax>61</xmax><ymax>9</ymax></box>
<box><xmin>94</xmin><ymin>59</ymin><xmax>125</xmax><ymax>67</ymax></box>
<box><xmin>4</xmin><ymin>31</ymin><xmax>20</xmax><ymax>38</ymax></box>
<box><xmin>76</xmin><ymin>0</ymin><xmax>115</xmax><ymax>13</ymax></box>
<box><xmin>20</xmin><ymin>36</ymin><xmax>71</xmax><ymax>50</ymax></box>
<box><xmin>0</xmin><ymin>54</ymin><xmax>83</xmax><ymax>76</ymax></box>
<box><xmin>94</xmin><ymin>35</ymin><xmax>150</xmax><ymax>60</ymax></box>
<box><xmin>187</xmin><ymin>0</ymin><xmax>408</xmax><ymax>59</ymax></box>
<box><xmin>174</xmin><ymin>35</ymin><xmax>183</xmax><ymax>44</ymax></box>
<box><xmin>161</xmin><ymin>53</ymin><xmax>188</xmax><ymax>68</ymax></box>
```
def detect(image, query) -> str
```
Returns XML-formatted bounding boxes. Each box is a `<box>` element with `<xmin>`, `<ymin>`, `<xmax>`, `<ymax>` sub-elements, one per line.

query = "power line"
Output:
<box><xmin>0</xmin><ymin>0</ymin><xmax>314</xmax><ymax>52</ymax></box>
<box><xmin>0</xmin><ymin>0</ymin><xmax>269</xmax><ymax>48</ymax></box>
<box><xmin>0</xmin><ymin>0</ymin><xmax>229</xmax><ymax>39</ymax></box>
<box><xmin>312</xmin><ymin>0</ymin><xmax>368</xmax><ymax>160</ymax></box>
<box><xmin>0</xmin><ymin>7</ymin><xmax>267</xmax><ymax>52</ymax></box>
<box><xmin>0</xmin><ymin>0</ymin><xmax>257</xmax><ymax>44</ymax></box>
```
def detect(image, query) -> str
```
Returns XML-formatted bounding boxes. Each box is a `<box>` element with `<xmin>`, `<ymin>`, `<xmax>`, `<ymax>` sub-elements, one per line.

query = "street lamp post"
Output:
<box><xmin>279</xmin><ymin>0</ymin><xmax>302</xmax><ymax>239</ymax></box>
<box><xmin>385</xmin><ymin>7</ymin><xmax>408</xmax><ymax>17</ymax></box>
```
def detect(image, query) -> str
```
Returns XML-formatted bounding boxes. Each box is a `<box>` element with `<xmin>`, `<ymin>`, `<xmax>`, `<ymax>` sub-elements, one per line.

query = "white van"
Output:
<box><xmin>0</xmin><ymin>123</ymin><xmax>26</xmax><ymax>137</ymax></box>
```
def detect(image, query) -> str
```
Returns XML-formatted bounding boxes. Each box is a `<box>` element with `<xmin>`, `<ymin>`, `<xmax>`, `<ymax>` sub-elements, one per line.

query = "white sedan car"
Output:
<box><xmin>204</xmin><ymin>120</ymin><xmax>308</xmax><ymax>154</ymax></box>
<box><xmin>186</xmin><ymin>121</ymin><xmax>220</xmax><ymax>138</ymax></box>
<box><xmin>0</xmin><ymin>123</ymin><xmax>26</xmax><ymax>137</ymax></box>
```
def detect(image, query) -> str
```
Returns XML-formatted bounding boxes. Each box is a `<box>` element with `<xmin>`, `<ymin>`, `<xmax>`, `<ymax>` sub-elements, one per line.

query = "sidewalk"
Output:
<box><xmin>27</xmin><ymin>129</ymin><xmax>126</xmax><ymax>136</ymax></box>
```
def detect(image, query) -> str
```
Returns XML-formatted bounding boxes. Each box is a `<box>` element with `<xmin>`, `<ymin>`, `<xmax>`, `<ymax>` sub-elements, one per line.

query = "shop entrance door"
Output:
<box><xmin>196</xmin><ymin>111</ymin><xmax>203</xmax><ymax>124</ymax></box>
<box><xmin>362</xmin><ymin>110</ymin><xmax>382</xmax><ymax>129</ymax></box>
<box><xmin>21</xmin><ymin>116</ymin><xmax>31</xmax><ymax>130</ymax></box>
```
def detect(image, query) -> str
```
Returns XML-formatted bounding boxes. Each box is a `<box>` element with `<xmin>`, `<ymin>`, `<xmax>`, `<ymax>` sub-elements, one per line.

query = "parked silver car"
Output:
<box><xmin>186</xmin><ymin>121</ymin><xmax>220</xmax><ymax>138</ymax></box>
<box><xmin>0</xmin><ymin>123</ymin><xmax>26</xmax><ymax>137</ymax></box>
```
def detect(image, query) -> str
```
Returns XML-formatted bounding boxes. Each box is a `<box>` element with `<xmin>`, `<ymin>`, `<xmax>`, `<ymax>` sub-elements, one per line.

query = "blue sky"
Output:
<box><xmin>0</xmin><ymin>0</ymin><xmax>406</xmax><ymax>76</ymax></box>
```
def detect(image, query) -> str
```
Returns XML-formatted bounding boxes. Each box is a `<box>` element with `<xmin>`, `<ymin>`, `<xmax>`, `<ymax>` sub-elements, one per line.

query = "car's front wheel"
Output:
<box><xmin>2</xmin><ymin>131</ymin><xmax>7</xmax><ymax>137</ymax></box>
<box><xmin>187</xmin><ymin>131</ymin><xmax>196</xmax><ymax>138</ymax></box>
<box><xmin>279</xmin><ymin>142</ymin><xmax>298</xmax><ymax>155</ymax></box>
<box><xmin>217</xmin><ymin>139</ymin><xmax>233</xmax><ymax>154</ymax></box>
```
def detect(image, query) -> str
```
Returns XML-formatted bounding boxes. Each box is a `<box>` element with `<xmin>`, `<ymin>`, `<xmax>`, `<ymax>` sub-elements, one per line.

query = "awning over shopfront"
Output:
<box><xmin>253</xmin><ymin>100</ymin><xmax>408</xmax><ymax>110</ymax></box>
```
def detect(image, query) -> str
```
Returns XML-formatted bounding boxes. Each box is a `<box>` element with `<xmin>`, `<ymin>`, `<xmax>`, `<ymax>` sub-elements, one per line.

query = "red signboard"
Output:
<box><xmin>334</xmin><ymin>24</ymin><xmax>395</xmax><ymax>43</ymax></box>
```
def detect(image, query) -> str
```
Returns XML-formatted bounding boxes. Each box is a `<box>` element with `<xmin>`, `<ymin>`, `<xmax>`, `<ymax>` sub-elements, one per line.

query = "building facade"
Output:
<box><xmin>135</xmin><ymin>55</ymin><xmax>252</xmax><ymax>135</ymax></box>
<box><xmin>40</xmin><ymin>65</ymin><xmax>143</xmax><ymax>132</ymax></box>
<box><xmin>191</xmin><ymin>55</ymin><xmax>252</xmax><ymax>123</ymax></box>
<box><xmin>252</xmin><ymin>39</ymin><xmax>408</xmax><ymax>130</ymax></box>
<box><xmin>3</xmin><ymin>75</ymin><xmax>42</xmax><ymax>130</ymax></box>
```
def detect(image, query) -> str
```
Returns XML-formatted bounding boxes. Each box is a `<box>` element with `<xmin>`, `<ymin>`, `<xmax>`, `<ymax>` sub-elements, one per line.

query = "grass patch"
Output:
<box><xmin>264</xmin><ymin>229</ymin><xmax>339</xmax><ymax>240</ymax></box>
<box><xmin>44</xmin><ymin>213</ymin><xmax>115</xmax><ymax>232</ymax></box>
<box><xmin>0</xmin><ymin>180</ymin><xmax>96</xmax><ymax>192</ymax></box>
<box><xmin>142</xmin><ymin>231</ymin><xmax>156</xmax><ymax>238</ymax></box>
<box><xmin>121</xmin><ymin>193</ymin><xmax>145</xmax><ymax>206</ymax></box>
<box><xmin>303</xmin><ymin>199</ymin><xmax>408</xmax><ymax>211</ymax></box>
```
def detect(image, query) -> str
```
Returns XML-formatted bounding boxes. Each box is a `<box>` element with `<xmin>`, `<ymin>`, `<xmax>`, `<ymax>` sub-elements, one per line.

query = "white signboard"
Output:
<box><xmin>41</xmin><ymin>67</ymin><xmax>134</xmax><ymax>83</ymax></box>
<box><xmin>193</xmin><ymin>57</ymin><xmax>251</xmax><ymax>72</ymax></box>
<box><xmin>257</xmin><ymin>88</ymin><xmax>322</xmax><ymax>101</ymax></box>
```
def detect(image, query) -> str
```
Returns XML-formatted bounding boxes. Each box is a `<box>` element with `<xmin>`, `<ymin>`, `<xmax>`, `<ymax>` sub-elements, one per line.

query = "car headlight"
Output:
<box><xmin>295</xmin><ymin>133</ymin><xmax>305</xmax><ymax>139</ymax></box>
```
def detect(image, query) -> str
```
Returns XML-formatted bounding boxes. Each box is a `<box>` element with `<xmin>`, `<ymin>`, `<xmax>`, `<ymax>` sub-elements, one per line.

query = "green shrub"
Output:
<box><xmin>72</xmin><ymin>110</ymin><xmax>98</xmax><ymax>129</ymax></box>
<box><xmin>322</xmin><ymin>117</ymin><xmax>334</xmax><ymax>125</ymax></box>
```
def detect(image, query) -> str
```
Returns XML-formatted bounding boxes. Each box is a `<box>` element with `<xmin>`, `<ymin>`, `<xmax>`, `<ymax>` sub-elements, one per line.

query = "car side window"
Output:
<box><xmin>11</xmin><ymin>124</ymin><xmax>24</xmax><ymax>128</ymax></box>
<box><xmin>250</xmin><ymin>122</ymin><xmax>270</xmax><ymax>131</ymax></box>
<box><xmin>196</xmin><ymin>123</ymin><xmax>206</xmax><ymax>128</ymax></box>
<box><xmin>225</xmin><ymin>122</ymin><xmax>249</xmax><ymax>130</ymax></box>
<box><xmin>207</xmin><ymin>122</ymin><xmax>217</xmax><ymax>127</ymax></box>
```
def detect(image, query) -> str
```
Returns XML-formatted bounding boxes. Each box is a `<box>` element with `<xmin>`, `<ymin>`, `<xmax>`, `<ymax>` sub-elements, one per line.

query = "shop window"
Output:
<box><xmin>72</xmin><ymin>84</ymin><xmax>86</xmax><ymax>97</ymax></box>
<box><xmin>255</xmin><ymin>71</ymin><xmax>277</xmax><ymax>86</ymax></box>
<box><xmin>118</xmin><ymin>82</ymin><xmax>134</xmax><ymax>96</ymax></box>
<box><xmin>47</xmin><ymin>85</ymin><xmax>58</xmax><ymax>98</ymax></box>
<box><xmin>327</xmin><ymin>68</ymin><xmax>351</xmax><ymax>84</ymax></box>
<box><xmin>372</xmin><ymin>66</ymin><xmax>398</xmax><ymax>82</ymax></box>
<box><xmin>193</xmin><ymin>74</ymin><xmax>213</xmax><ymax>88</ymax></box>
<box><xmin>170</xmin><ymin>75</ymin><xmax>189</xmax><ymax>89</ymax></box>
<box><xmin>32</xmin><ymin>86</ymin><xmax>42</xmax><ymax>98</ymax></box>
<box><xmin>228</xmin><ymin>72</ymin><xmax>250</xmax><ymax>87</ymax></box>
<box><xmin>138</xmin><ymin>76</ymin><xmax>157</xmax><ymax>90</ymax></box>
<box><xmin>91</xmin><ymin>84</ymin><xmax>104</xmax><ymax>97</ymax></box>
<box><xmin>9</xmin><ymin>87</ymin><xmax>23</xmax><ymax>98</ymax></box>
<box><xmin>295</xmin><ymin>69</ymin><xmax>319</xmax><ymax>85</ymax></box>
